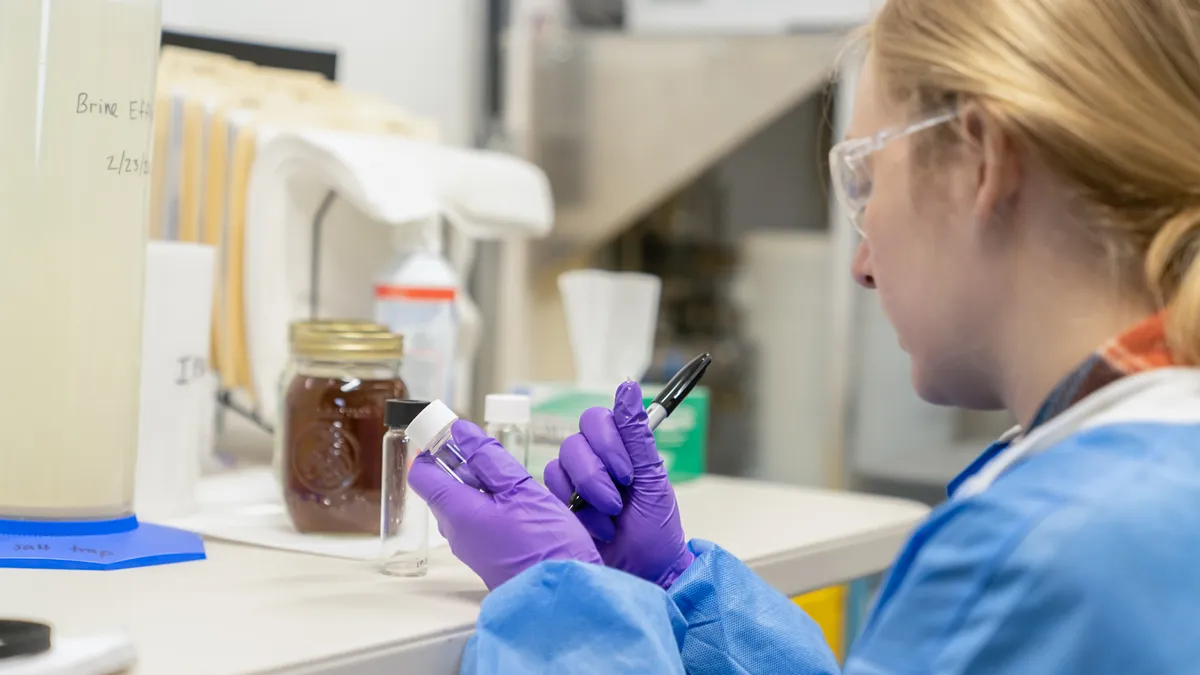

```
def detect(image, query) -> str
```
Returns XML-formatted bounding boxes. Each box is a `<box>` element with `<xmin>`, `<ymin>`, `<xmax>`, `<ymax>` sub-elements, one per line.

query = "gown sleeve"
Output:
<box><xmin>461</xmin><ymin>558</ymin><xmax>689</xmax><ymax>675</ymax></box>
<box><xmin>846</xmin><ymin>483</ymin><xmax>1200</xmax><ymax>675</ymax></box>
<box><xmin>461</xmin><ymin>540</ymin><xmax>841</xmax><ymax>675</ymax></box>
<box><xmin>668</xmin><ymin>540</ymin><xmax>842</xmax><ymax>675</ymax></box>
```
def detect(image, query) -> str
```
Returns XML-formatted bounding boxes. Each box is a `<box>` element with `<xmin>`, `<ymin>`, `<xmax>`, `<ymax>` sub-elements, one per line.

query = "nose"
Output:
<box><xmin>851</xmin><ymin>238</ymin><xmax>875</xmax><ymax>289</ymax></box>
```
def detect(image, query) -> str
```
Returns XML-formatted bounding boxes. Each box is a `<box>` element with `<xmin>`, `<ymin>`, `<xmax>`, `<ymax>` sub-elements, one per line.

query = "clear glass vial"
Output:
<box><xmin>405</xmin><ymin>400</ymin><xmax>483</xmax><ymax>490</ymax></box>
<box><xmin>484</xmin><ymin>394</ymin><xmax>532</xmax><ymax>470</ymax></box>
<box><xmin>381</xmin><ymin>399</ymin><xmax>431</xmax><ymax>577</ymax></box>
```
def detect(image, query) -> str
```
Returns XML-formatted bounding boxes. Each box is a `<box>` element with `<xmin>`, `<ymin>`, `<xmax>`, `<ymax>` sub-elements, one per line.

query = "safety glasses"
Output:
<box><xmin>829</xmin><ymin>110</ymin><xmax>958</xmax><ymax>236</ymax></box>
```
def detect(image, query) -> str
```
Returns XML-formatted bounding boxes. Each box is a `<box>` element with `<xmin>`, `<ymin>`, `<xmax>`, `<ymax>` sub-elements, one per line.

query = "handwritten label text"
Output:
<box><xmin>76</xmin><ymin>93</ymin><xmax>152</xmax><ymax>122</ymax></box>
<box><xmin>176</xmin><ymin>356</ymin><xmax>209</xmax><ymax>386</ymax></box>
<box><xmin>11</xmin><ymin>542</ymin><xmax>114</xmax><ymax>559</ymax></box>
<box><xmin>106</xmin><ymin>150</ymin><xmax>150</xmax><ymax>177</ymax></box>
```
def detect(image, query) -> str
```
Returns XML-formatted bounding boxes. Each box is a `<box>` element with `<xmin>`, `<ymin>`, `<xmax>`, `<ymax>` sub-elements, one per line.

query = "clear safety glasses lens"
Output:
<box><xmin>829</xmin><ymin>144</ymin><xmax>871</xmax><ymax>236</ymax></box>
<box><xmin>828</xmin><ymin>110</ymin><xmax>958</xmax><ymax>238</ymax></box>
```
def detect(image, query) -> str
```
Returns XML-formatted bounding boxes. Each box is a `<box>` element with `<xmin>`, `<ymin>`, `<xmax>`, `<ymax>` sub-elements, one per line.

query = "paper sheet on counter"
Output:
<box><xmin>159</xmin><ymin>468</ymin><xmax>446</xmax><ymax>561</ymax></box>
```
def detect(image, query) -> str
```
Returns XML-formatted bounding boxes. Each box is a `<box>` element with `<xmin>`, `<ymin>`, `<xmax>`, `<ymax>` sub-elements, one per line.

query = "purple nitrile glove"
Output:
<box><xmin>543</xmin><ymin>381</ymin><xmax>695</xmax><ymax>590</ymax></box>
<box><xmin>408</xmin><ymin>419</ymin><xmax>603</xmax><ymax>590</ymax></box>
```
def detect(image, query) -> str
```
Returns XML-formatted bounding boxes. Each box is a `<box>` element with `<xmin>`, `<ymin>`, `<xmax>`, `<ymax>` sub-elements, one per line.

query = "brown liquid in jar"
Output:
<box><xmin>283</xmin><ymin>375</ymin><xmax>408</xmax><ymax>534</ymax></box>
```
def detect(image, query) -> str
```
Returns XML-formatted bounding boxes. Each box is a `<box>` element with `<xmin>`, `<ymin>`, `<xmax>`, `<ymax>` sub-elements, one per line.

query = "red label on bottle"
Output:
<box><xmin>374</xmin><ymin>285</ymin><xmax>457</xmax><ymax>302</ymax></box>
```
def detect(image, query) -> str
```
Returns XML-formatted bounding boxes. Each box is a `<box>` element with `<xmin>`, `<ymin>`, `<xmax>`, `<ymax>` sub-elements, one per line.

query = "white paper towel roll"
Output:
<box><xmin>135</xmin><ymin>242</ymin><xmax>217</xmax><ymax>521</ymax></box>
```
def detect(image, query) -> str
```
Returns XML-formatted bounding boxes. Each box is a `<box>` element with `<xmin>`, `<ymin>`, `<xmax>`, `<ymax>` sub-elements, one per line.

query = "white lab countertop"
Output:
<box><xmin>0</xmin><ymin>476</ymin><xmax>929</xmax><ymax>674</ymax></box>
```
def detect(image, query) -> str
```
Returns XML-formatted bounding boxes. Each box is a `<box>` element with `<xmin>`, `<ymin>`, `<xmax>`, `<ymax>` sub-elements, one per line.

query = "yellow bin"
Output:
<box><xmin>793</xmin><ymin>585</ymin><xmax>847</xmax><ymax>661</ymax></box>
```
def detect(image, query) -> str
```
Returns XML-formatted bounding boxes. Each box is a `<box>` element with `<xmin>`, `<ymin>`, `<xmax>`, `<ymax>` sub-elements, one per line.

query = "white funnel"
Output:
<box><xmin>558</xmin><ymin>269</ymin><xmax>661</xmax><ymax>389</ymax></box>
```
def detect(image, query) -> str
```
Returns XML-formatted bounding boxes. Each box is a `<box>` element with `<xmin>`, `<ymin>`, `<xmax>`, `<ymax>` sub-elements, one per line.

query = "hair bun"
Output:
<box><xmin>1146</xmin><ymin>206</ymin><xmax>1200</xmax><ymax>362</ymax></box>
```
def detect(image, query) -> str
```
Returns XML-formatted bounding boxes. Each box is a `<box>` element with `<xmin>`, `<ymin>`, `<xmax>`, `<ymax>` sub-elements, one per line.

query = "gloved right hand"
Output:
<box><xmin>544</xmin><ymin>381</ymin><xmax>695</xmax><ymax>590</ymax></box>
<box><xmin>408</xmin><ymin>420</ymin><xmax>602</xmax><ymax>590</ymax></box>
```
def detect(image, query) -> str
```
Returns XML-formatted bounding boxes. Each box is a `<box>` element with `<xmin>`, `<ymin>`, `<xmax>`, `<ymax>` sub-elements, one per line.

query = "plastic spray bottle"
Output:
<box><xmin>374</xmin><ymin>217</ymin><xmax>459</xmax><ymax>405</ymax></box>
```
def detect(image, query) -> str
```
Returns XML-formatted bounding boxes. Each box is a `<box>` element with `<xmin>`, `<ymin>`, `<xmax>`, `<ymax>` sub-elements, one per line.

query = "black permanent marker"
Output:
<box><xmin>567</xmin><ymin>353</ymin><xmax>713</xmax><ymax>512</ymax></box>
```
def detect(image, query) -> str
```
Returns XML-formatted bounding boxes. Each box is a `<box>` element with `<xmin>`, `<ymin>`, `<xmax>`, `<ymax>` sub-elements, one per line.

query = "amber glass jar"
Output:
<box><xmin>281</xmin><ymin>330</ymin><xmax>408</xmax><ymax>534</ymax></box>
<box><xmin>272</xmin><ymin>320</ymin><xmax>388</xmax><ymax>486</ymax></box>
<box><xmin>279</xmin><ymin>320</ymin><xmax>389</xmax><ymax>398</ymax></box>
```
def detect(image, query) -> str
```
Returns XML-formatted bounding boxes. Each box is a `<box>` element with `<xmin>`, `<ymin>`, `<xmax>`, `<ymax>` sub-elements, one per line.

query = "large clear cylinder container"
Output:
<box><xmin>0</xmin><ymin>0</ymin><xmax>162</xmax><ymax>519</ymax></box>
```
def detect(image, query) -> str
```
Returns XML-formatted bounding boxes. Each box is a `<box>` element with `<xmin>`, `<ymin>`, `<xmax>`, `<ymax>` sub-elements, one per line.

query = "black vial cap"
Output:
<box><xmin>386</xmin><ymin>399</ymin><xmax>430</xmax><ymax>429</ymax></box>
<box><xmin>0</xmin><ymin>620</ymin><xmax>51</xmax><ymax>659</ymax></box>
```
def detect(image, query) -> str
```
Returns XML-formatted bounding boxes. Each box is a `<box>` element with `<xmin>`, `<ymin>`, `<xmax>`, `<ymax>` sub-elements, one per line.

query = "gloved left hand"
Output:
<box><xmin>544</xmin><ymin>381</ymin><xmax>694</xmax><ymax>590</ymax></box>
<box><xmin>408</xmin><ymin>420</ymin><xmax>603</xmax><ymax>590</ymax></box>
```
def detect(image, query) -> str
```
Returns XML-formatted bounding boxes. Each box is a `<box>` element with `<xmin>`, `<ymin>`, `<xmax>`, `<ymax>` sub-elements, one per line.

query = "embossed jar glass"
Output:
<box><xmin>281</xmin><ymin>331</ymin><xmax>407</xmax><ymax>534</ymax></box>
<box><xmin>272</xmin><ymin>320</ymin><xmax>388</xmax><ymax>489</ymax></box>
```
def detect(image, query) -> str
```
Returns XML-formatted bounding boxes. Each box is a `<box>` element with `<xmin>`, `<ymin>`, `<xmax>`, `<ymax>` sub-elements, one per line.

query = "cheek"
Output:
<box><xmin>861</xmin><ymin>168</ymin><xmax>929</xmax><ymax>303</ymax></box>
<box><xmin>869</xmin><ymin>225</ymin><xmax>980</xmax><ymax>403</ymax></box>
<box><xmin>868</xmin><ymin>228</ymin><xmax>931</xmax><ymax>345</ymax></box>
<box><xmin>862</xmin><ymin>178</ymin><xmax>966</xmax><ymax>351</ymax></box>
<box><xmin>859</xmin><ymin>157</ymin><xmax>1006</xmax><ymax>404</ymax></box>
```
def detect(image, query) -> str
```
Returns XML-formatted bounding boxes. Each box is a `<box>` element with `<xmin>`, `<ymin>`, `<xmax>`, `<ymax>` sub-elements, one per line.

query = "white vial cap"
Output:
<box><xmin>484</xmin><ymin>394</ymin><xmax>531</xmax><ymax>425</ymax></box>
<box><xmin>406</xmin><ymin>399</ymin><xmax>458</xmax><ymax>451</ymax></box>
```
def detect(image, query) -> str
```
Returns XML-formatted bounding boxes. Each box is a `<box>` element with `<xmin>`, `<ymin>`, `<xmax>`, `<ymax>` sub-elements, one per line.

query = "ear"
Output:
<box><xmin>959</xmin><ymin>101</ymin><xmax>1021</xmax><ymax>225</ymax></box>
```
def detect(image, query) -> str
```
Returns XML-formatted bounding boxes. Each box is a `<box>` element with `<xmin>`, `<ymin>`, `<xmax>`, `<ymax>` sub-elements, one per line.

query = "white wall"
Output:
<box><xmin>161</xmin><ymin>0</ymin><xmax>484</xmax><ymax>146</ymax></box>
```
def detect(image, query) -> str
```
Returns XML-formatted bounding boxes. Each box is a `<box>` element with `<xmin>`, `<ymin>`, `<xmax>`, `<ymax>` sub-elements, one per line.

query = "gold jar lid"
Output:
<box><xmin>292</xmin><ymin>330</ymin><xmax>404</xmax><ymax>360</ymax></box>
<box><xmin>288</xmin><ymin>319</ymin><xmax>386</xmax><ymax>345</ymax></box>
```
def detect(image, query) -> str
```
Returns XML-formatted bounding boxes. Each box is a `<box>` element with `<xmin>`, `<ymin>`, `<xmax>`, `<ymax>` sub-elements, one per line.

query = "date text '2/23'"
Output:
<box><xmin>107</xmin><ymin>150</ymin><xmax>150</xmax><ymax>177</ymax></box>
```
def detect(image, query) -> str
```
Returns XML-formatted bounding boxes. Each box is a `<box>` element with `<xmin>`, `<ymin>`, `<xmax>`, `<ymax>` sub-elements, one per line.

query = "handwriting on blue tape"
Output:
<box><xmin>0</xmin><ymin>522</ymin><xmax>206</xmax><ymax>570</ymax></box>
<box><xmin>11</xmin><ymin>542</ymin><xmax>114</xmax><ymax>559</ymax></box>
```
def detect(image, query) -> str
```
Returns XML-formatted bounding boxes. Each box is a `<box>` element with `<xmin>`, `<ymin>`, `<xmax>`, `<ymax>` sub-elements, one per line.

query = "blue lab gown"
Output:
<box><xmin>462</xmin><ymin>371</ymin><xmax>1200</xmax><ymax>674</ymax></box>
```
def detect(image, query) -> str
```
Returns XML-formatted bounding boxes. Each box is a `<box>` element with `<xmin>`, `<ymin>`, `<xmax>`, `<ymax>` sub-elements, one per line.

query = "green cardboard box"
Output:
<box><xmin>512</xmin><ymin>383</ymin><xmax>709</xmax><ymax>484</ymax></box>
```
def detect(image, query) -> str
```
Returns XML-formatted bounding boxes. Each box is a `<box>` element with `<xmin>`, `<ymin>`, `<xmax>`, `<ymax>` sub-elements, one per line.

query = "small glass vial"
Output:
<box><xmin>381</xmin><ymin>399</ymin><xmax>431</xmax><ymax>577</ymax></box>
<box><xmin>484</xmin><ymin>394</ymin><xmax>531</xmax><ymax>470</ymax></box>
<box><xmin>405</xmin><ymin>400</ymin><xmax>483</xmax><ymax>490</ymax></box>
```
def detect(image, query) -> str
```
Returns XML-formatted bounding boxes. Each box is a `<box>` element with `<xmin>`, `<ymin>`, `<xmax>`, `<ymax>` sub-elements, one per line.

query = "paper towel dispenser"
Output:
<box><xmin>242</xmin><ymin>129</ymin><xmax>554</xmax><ymax>424</ymax></box>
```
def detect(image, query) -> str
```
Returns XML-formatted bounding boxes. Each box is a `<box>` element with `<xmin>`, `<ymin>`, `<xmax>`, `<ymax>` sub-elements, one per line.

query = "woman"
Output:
<box><xmin>410</xmin><ymin>0</ymin><xmax>1200</xmax><ymax>672</ymax></box>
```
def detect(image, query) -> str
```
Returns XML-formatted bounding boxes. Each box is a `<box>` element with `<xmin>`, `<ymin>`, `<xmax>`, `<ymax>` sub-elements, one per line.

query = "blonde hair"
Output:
<box><xmin>867</xmin><ymin>0</ymin><xmax>1200</xmax><ymax>364</ymax></box>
